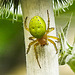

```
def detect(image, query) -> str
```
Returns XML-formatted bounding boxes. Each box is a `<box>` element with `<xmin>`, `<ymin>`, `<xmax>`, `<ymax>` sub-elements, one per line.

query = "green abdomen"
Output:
<box><xmin>29</xmin><ymin>16</ymin><xmax>46</xmax><ymax>38</ymax></box>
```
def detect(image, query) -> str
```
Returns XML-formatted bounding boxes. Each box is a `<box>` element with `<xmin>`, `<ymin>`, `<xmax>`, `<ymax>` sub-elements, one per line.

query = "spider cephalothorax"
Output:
<box><xmin>24</xmin><ymin>10</ymin><xmax>60</xmax><ymax>68</ymax></box>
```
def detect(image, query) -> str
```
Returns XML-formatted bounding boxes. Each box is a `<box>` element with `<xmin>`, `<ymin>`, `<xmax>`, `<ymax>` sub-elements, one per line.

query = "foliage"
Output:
<box><xmin>53</xmin><ymin>0</ymin><xmax>74</xmax><ymax>15</ymax></box>
<box><xmin>66</xmin><ymin>41</ymin><xmax>75</xmax><ymax>73</ymax></box>
<box><xmin>58</xmin><ymin>13</ymin><xmax>75</xmax><ymax>73</ymax></box>
<box><xmin>0</xmin><ymin>14</ymin><xmax>24</xmax><ymax>74</ymax></box>
<box><xmin>0</xmin><ymin>0</ymin><xmax>21</xmax><ymax>21</ymax></box>
<box><xmin>0</xmin><ymin>0</ymin><xmax>74</xmax><ymax>18</ymax></box>
<box><xmin>0</xmin><ymin>0</ymin><xmax>20</xmax><ymax>13</ymax></box>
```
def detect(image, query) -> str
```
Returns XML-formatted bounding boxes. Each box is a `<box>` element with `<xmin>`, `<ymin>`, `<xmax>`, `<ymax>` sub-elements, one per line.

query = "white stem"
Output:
<box><xmin>21</xmin><ymin>0</ymin><xmax>59</xmax><ymax>75</ymax></box>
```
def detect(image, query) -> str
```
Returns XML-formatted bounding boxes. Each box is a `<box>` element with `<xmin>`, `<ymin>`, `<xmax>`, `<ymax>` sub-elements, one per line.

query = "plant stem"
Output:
<box><xmin>21</xmin><ymin>0</ymin><xmax>59</xmax><ymax>75</ymax></box>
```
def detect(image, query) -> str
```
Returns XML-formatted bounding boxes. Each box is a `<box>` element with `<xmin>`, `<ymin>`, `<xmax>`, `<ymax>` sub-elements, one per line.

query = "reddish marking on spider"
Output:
<box><xmin>37</xmin><ymin>34</ymin><xmax>47</xmax><ymax>46</ymax></box>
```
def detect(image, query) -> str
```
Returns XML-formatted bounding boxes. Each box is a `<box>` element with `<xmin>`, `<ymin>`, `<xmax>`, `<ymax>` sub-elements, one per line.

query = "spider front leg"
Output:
<box><xmin>47</xmin><ymin>10</ymin><xmax>50</xmax><ymax>30</ymax></box>
<box><xmin>46</xmin><ymin>10</ymin><xmax>54</xmax><ymax>34</ymax></box>
<box><xmin>26</xmin><ymin>40</ymin><xmax>37</xmax><ymax>54</ymax></box>
<box><xmin>24</xmin><ymin>17</ymin><xmax>29</xmax><ymax>31</ymax></box>
<box><xmin>46</xmin><ymin>27</ymin><xmax>54</xmax><ymax>34</ymax></box>
<box><xmin>48</xmin><ymin>39</ymin><xmax>58</xmax><ymax>54</ymax></box>
<box><xmin>34</xmin><ymin>43</ymin><xmax>41</xmax><ymax>68</ymax></box>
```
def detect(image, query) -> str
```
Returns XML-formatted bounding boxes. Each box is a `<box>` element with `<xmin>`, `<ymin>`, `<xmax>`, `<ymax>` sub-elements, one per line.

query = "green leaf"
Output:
<box><xmin>63</xmin><ymin>13</ymin><xmax>73</xmax><ymax>36</ymax></box>
<box><xmin>53</xmin><ymin>0</ymin><xmax>74</xmax><ymax>15</ymax></box>
<box><xmin>65</xmin><ymin>39</ymin><xmax>75</xmax><ymax>73</ymax></box>
<box><xmin>58</xmin><ymin>13</ymin><xmax>73</xmax><ymax>66</ymax></box>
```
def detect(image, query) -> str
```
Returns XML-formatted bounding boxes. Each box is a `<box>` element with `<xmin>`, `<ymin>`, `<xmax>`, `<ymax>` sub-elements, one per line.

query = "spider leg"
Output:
<box><xmin>46</xmin><ymin>10</ymin><xmax>54</xmax><ymax>34</ymax></box>
<box><xmin>48</xmin><ymin>39</ymin><xmax>58</xmax><ymax>54</ymax></box>
<box><xmin>46</xmin><ymin>27</ymin><xmax>54</xmax><ymax>34</ymax></box>
<box><xmin>48</xmin><ymin>36</ymin><xmax>60</xmax><ymax>41</ymax></box>
<box><xmin>47</xmin><ymin>10</ymin><xmax>50</xmax><ymax>30</ymax></box>
<box><xmin>26</xmin><ymin>40</ymin><xmax>37</xmax><ymax>54</ymax></box>
<box><xmin>29</xmin><ymin>37</ymin><xmax>35</xmax><ymax>41</ymax></box>
<box><xmin>24</xmin><ymin>17</ymin><xmax>29</xmax><ymax>31</ymax></box>
<box><xmin>34</xmin><ymin>43</ymin><xmax>41</xmax><ymax>68</ymax></box>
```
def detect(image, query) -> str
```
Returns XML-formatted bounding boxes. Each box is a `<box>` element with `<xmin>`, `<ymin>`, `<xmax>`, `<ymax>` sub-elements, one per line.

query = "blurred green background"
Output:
<box><xmin>55</xmin><ymin>1</ymin><xmax>75</xmax><ymax>75</ymax></box>
<box><xmin>0</xmin><ymin>14</ymin><xmax>25</xmax><ymax>75</ymax></box>
<box><xmin>0</xmin><ymin>1</ymin><xmax>75</xmax><ymax>75</ymax></box>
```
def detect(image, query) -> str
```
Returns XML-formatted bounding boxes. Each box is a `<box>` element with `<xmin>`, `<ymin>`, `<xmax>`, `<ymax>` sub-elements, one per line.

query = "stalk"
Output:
<box><xmin>21</xmin><ymin>0</ymin><xmax>59</xmax><ymax>75</ymax></box>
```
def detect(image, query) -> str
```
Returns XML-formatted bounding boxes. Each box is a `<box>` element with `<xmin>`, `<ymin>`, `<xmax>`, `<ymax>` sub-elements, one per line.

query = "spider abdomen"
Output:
<box><xmin>29</xmin><ymin>16</ymin><xmax>46</xmax><ymax>38</ymax></box>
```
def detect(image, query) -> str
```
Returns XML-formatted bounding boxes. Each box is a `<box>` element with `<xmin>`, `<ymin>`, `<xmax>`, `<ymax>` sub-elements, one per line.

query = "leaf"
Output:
<box><xmin>65</xmin><ymin>39</ymin><xmax>75</xmax><ymax>73</ymax></box>
<box><xmin>58</xmin><ymin>13</ymin><xmax>73</xmax><ymax>65</ymax></box>
<box><xmin>63</xmin><ymin>13</ymin><xmax>73</xmax><ymax>36</ymax></box>
<box><xmin>53</xmin><ymin>0</ymin><xmax>74</xmax><ymax>15</ymax></box>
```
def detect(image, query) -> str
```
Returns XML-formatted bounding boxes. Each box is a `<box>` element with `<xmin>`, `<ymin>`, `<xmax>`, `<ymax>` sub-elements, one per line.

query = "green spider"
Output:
<box><xmin>24</xmin><ymin>10</ymin><xmax>60</xmax><ymax>68</ymax></box>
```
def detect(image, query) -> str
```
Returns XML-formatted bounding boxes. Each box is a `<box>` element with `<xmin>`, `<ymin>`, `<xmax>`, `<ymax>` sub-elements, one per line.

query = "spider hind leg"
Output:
<box><xmin>34</xmin><ymin>43</ymin><xmax>41</xmax><ymax>68</ymax></box>
<box><xmin>26</xmin><ymin>40</ymin><xmax>37</xmax><ymax>54</ymax></box>
<box><xmin>48</xmin><ymin>39</ymin><xmax>58</xmax><ymax>54</ymax></box>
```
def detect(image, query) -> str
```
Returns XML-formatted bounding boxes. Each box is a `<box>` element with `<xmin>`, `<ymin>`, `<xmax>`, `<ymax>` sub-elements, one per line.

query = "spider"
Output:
<box><xmin>24</xmin><ymin>10</ymin><xmax>60</xmax><ymax>68</ymax></box>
